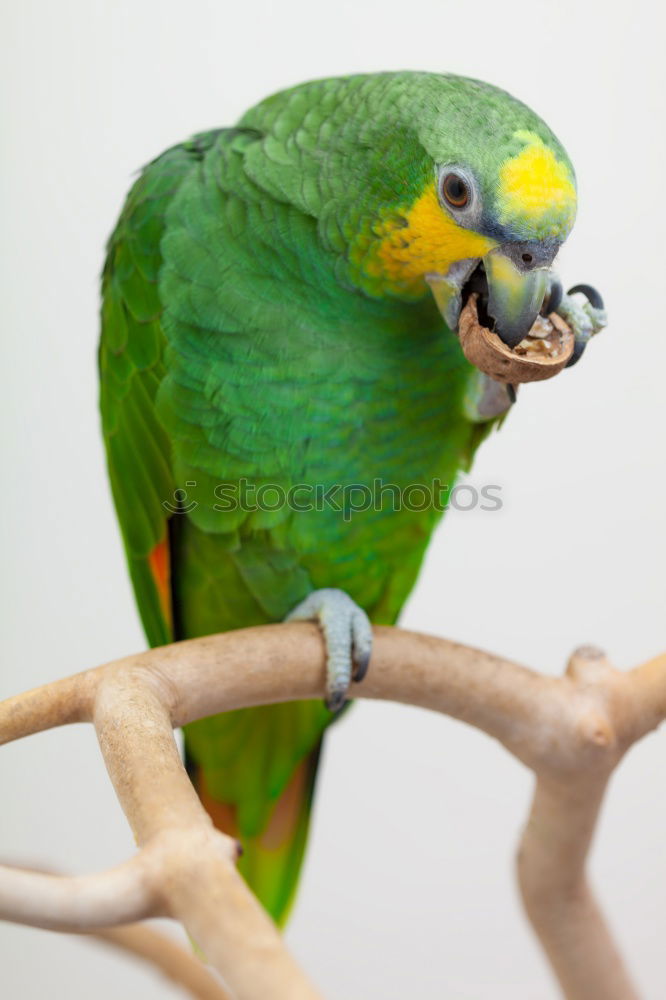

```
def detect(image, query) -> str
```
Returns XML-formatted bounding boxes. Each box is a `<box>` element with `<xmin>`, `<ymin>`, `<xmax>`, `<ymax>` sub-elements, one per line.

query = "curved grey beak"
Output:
<box><xmin>483</xmin><ymin>241</ymin><xmax>559</xmax><ymax>349</ymax></box>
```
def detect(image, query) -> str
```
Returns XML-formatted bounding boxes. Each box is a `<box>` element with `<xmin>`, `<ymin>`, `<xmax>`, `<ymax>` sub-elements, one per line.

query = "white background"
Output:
<box><xmin>1</xmin><ymin>0</ymin><xmax>665</xmax><ymax>996</ymax></box>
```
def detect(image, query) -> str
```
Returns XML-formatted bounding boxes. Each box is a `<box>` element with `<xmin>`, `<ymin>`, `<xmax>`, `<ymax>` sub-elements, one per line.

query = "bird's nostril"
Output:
<box><xmin>522</xmin><ymin>253</ymin><xmax>533</xmax><ymax>264</ymax></box>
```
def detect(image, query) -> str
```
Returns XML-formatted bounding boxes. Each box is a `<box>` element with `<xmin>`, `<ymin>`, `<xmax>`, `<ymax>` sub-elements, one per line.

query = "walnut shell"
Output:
<box><xmin>458</xmin><ymin>294</ymin><xmax>574</xmax><ymax>384</ymax></box>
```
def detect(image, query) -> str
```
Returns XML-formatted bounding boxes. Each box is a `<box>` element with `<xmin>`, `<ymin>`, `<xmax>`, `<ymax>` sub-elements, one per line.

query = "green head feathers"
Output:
<box><xmin>239</xmin><ymin>72</ymin><xmax>577</xmax><ymax>301</ymax></box>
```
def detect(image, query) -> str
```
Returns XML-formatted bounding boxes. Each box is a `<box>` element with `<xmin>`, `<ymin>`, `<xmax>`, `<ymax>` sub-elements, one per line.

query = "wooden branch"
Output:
<box><xmin>0</xmin><ymin>854</ymin><xmax>161</xmax><ymax>931</ymax></box>
<box><xmin>92</xmin><ymin>924</ymin><xmax>232</xmax><ymax>1000</ymax></box>
<box><xmin>2</xmin><ymin>861</ymin><xmax>231</xmax><ymax>998</ymax></box>
<box><xmin>1</xmin><ymin>623</ymin><xmax>665</xmax><ymax>998</ymax></box>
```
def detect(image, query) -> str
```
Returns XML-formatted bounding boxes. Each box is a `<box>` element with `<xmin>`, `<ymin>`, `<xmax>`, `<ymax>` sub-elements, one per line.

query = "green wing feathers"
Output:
<box><xmin>99</xmin><ymin>134</ymin><xmax>333</xmax><ymax>925</ymax></box>
<box><xmin>99</xmin><ymin>141</ymin><xmax>191</xmax><ymax>647</ymax></box>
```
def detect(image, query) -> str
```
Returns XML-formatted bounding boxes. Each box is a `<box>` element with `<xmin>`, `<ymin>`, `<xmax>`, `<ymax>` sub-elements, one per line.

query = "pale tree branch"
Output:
<box><xmin>1</xmin><ymin>862</ymin><xmax>231</xmax><ymax>999</ymax></box>
<box><xmin>92</xmin><ymin>924</ymin><xmax>232</xmax><ymax>1000</ymax></box>
<box><xmin>0</xmin><ymin>855</ymin><xmax>161</xmax><ymax>931</ymax></box>
<box><xmin>1</xmin><ymin>623</ymin><xmax>665</xmax><ymax>998</ymax></box>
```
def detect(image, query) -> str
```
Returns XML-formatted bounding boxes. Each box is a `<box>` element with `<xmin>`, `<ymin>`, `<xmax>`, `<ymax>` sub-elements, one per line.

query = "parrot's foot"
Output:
<box><xmin>285</xmin><ymin>588</ymin><xmax>373</xmax><ymax>712</ymax></box>
<box><xmin>548</xmin><ymin>280</ymin><xmax>607</xmax><ymax>367</ymax></box>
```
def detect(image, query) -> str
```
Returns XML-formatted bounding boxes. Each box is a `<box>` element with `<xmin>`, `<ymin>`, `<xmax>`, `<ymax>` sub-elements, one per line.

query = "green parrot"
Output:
<box><xmin>99</xmin><ymin>71</ymin><xmax>605</xmax><ymax>925</ymax></box>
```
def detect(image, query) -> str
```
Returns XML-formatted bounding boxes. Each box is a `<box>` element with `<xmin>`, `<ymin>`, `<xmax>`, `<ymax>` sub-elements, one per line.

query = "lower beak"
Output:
<box><xmin>483</xmin><ymin>248</ymin><xmax>550</xmax><ymax>349</ymax></box>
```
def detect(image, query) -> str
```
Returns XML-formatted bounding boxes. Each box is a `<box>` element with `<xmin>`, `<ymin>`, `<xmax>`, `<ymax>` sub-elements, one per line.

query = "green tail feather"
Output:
<box><xmin>238</xmin><ymin>744</ymin><xmax>321</xmax><ymax>926</ymax></box>
<box><xmin>188</xmin><ymin>740</ymin><xmax>322</xmax><ymax>926</ymax></box>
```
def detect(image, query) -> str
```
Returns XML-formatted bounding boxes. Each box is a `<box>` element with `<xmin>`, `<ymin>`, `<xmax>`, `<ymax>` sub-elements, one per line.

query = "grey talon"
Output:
<box><xmin>352</xmin><ymin>649</ymin><xmax>371</xmax><ymax>684</ymax></box>
<box><xmin>555</xmin><ymin>283</ymin><xmax>608</xmax><ymax>369</ymax></box>
<box><xmin>566</xmin><ymin>339</ymin><xmax>588</xmax><ymax>368</ymax></box>
<box><xmin>325</xmin><ymin>689</ymin><xmax>348</xmax><ymax>714</ymax></box>
<box><xmin>567</xmin><ymin>283</ymin><xmax>605</xmax><ymax>310</ymax></box>
<box><xmin>285</xmin><ymin>588</ymin><xmax>373</xmax><ymax>709</ymax></box>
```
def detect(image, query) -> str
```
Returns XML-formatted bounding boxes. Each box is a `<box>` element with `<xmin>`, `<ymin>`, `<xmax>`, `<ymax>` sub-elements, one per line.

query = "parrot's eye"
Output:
<box><xmin>441</xmin><ymin>172</ymin><xmax>470</xmax><ymax>209</ymax></box>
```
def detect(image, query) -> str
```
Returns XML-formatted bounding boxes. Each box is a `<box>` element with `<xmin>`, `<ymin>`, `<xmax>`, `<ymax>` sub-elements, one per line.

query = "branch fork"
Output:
<box><xmin>1</xmin><ymin>624</ymin><xmax>665</xmax><ymax>999</ymax></box>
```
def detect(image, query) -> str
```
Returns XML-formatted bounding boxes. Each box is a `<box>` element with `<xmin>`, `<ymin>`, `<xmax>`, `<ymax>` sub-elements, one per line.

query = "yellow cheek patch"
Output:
<box><xmin>498</xmin><ymin>131</ymin><xmax>577</xmax><ymax>238</ymax></box>
<box><xmin>365</xmin><ymin>182</ymin><xmax>495</xmax><ymax>297</ymax></box>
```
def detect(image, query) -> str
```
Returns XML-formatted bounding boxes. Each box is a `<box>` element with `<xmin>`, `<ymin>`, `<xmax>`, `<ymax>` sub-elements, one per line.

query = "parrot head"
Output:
<box><xmin>242</xmin><ymin>73</ymin><xmax>591</xmax><ymax>362</ymax></box>
<box><xmin>339</xmin><ymin>74</ymin><xmax>578</xmax><ymax>350</ymax></box>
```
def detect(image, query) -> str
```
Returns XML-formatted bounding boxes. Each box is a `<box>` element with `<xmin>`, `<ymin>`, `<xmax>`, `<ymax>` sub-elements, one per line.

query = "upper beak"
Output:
<box><xmin>482</xmin><ymin>242</ymin><xmax>558</xmax><ymax>349</ymax></box>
